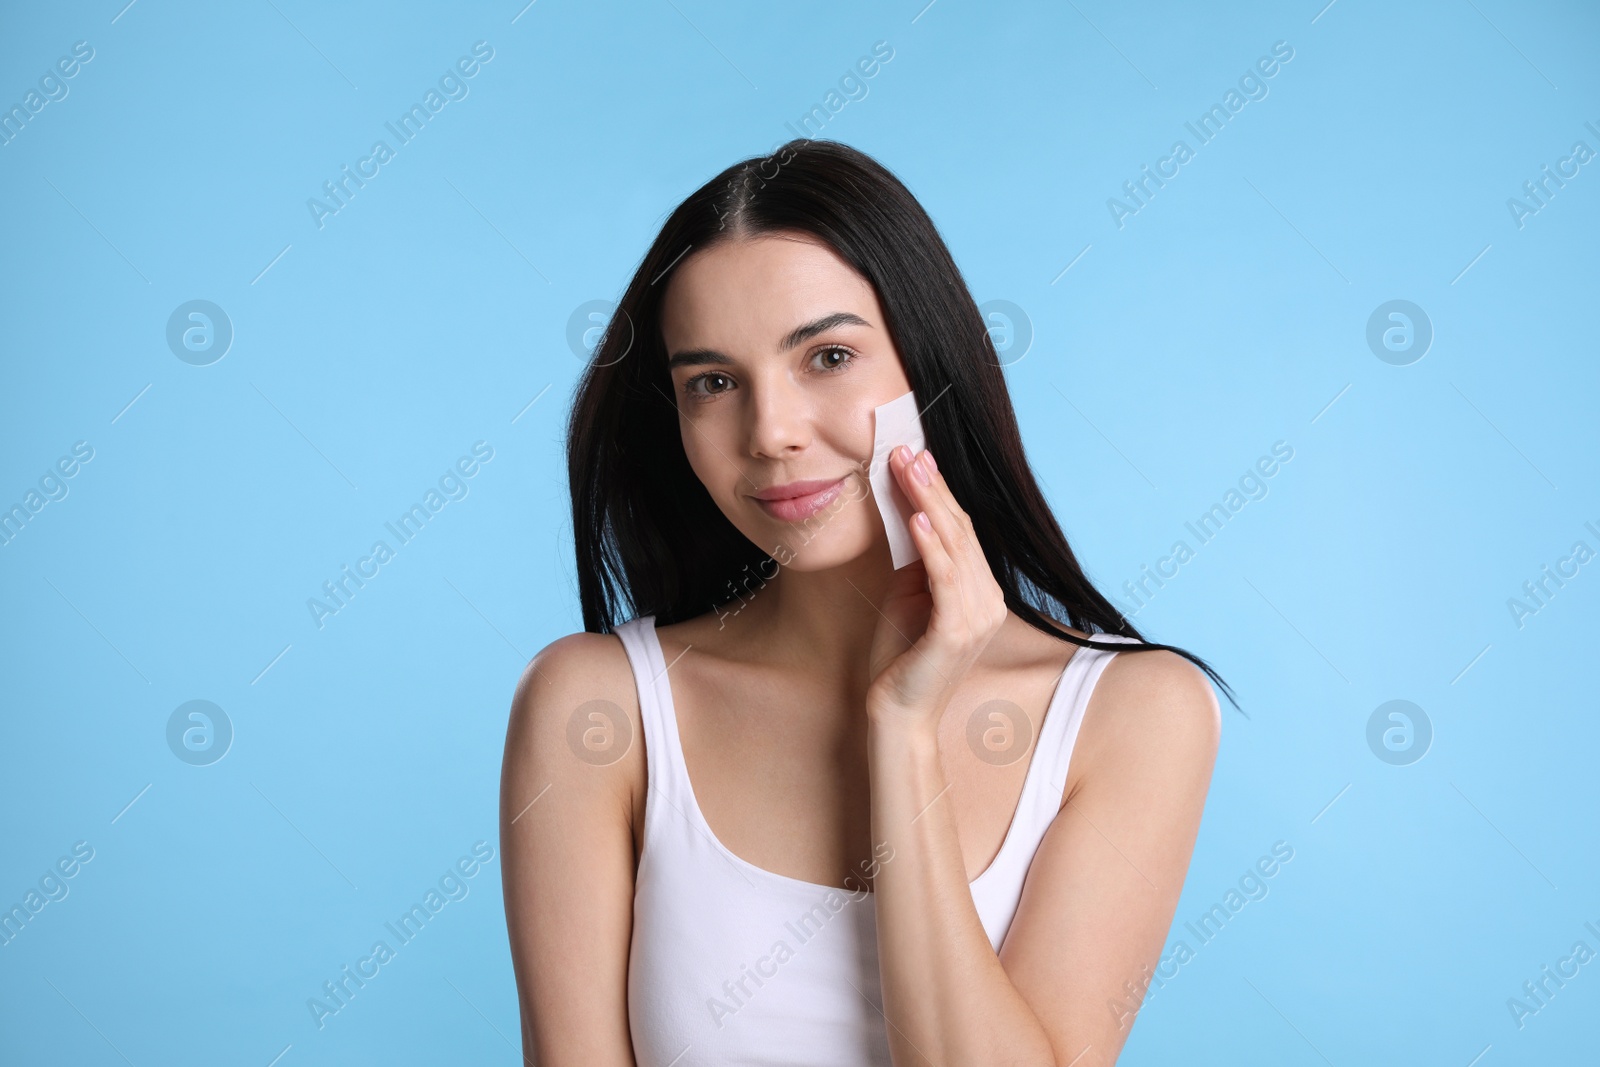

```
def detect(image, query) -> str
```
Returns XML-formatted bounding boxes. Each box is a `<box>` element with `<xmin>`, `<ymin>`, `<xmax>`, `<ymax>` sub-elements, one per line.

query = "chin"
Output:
<box><xmin>758</xmin><ymin>506</ymin><xmax>881</xmax><ymax>571</ymax></box>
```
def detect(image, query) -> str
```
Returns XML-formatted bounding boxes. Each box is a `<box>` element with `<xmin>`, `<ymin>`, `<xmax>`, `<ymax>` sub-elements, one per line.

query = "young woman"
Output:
<box><xmin>500</xmin><ymin>139</ymin><xmax>1233</xmax><ymax>1066</ymax></box>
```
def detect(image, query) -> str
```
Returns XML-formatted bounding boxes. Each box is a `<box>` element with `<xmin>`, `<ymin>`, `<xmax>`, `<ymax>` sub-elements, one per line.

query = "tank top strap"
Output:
<box><xmin>613</xmin><ymin>614</ymin><xmax>694</xmax><ymax>811</ymax></box>
<box><xmin>967</xmin><ymin>636</ymin><xmax>1135</xmax><ymax>951</ymax></box>
<box><xmin>1029</xmin><ymin>636</ymin><xmax>1139</xmax><ymax>813</ymax></box>
<box><xmin>996</xmin><ymin>638</ymin><xmax>1135</xmax><ymax>869</ymax></box>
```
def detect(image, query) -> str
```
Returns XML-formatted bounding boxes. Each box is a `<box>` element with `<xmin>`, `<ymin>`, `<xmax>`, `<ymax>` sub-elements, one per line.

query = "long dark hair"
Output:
<box><xmin>566</xmin><ymin>138</ymin><xmax>1239</xmax><ymax>712</ymax></box>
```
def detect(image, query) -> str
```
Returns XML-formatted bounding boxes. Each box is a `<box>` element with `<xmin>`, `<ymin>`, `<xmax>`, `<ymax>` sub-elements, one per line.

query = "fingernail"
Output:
<box><xmin>895</xmin><ymin>444</ymin><xmax>911</xmax><ymax>465</ymax></box>
<box><xmin>923</xmin><ymin>450</ymin><xmax>937</xmax><ymax>475</ymax></box>
<box><xmin>913</xmin><ymin>453</ymin><xmax>931</xmax><ymax>486</ymax></box>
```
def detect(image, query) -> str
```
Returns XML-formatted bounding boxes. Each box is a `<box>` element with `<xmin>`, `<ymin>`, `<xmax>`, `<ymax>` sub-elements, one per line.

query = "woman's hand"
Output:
<box><xmin>865</xmin><ymin>444</ymin><xmax>1009</xmax><ymax>729</ymax></box>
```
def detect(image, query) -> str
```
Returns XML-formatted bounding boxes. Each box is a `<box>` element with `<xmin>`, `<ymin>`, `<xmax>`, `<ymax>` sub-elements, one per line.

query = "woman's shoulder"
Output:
<box><xmin>1072</xmin><ymin>636</ymin><xmax>1222</xmax><ymax>794</ymax></box>
<box><xmin>509</xmin><ymin>625</ymin><xmax>638</xmax><ymax>717</ymax></box>
<box><xmin>502</xmin><ymin>624</ymin><xmax>646</xmax><ymax>794</ymax></box>
<box><xmin>1026</xmin><ymin>611</ymin><xmax>1216</xmax><ymax>704</ymax></box>
<box><xmin>1003</xmin><ymin>610</ymin><xmax>1219</xmax><ymax>797</ymax></box>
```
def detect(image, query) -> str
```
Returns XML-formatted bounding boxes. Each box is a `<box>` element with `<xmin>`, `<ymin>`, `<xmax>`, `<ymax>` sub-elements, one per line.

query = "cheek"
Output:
<box><xmin>820</xmin><ymin>398</ymin><xmax>880</xmax><ymax>467</ymax></box>
<box><xmin>679</xmin><ymin>429</ymin><xmax>740</xmax><ymax>500</ymax></box>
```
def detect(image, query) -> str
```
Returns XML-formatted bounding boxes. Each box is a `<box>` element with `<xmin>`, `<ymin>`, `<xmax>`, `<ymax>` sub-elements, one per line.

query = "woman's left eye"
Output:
<box><xmin>814</xmin><ymin>345</ymin><xmax>858</xmax><ymax>372</ymax></box>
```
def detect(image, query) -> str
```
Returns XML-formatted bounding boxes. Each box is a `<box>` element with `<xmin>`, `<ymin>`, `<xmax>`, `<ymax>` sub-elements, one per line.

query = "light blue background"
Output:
<box><xmin>3</xmin><ymin>0</ymin><xmax>1597</xmax><ymax>1063</ymax></box>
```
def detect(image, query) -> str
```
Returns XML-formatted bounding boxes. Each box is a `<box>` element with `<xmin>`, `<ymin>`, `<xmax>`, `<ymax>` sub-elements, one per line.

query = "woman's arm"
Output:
<box><xmin>989</xmin><ymin>650</ymin><xmax>1219</xmax><ymax>1064</ymax></box>
<box><xmin>865</xmin><ymin>445</ymin><xmax>1219</xmax><ymax>1065</ymax></box>
<box><xmin>868</xmin><ymin>651</ymin><xmax>1219</xmax><ymax>1066</ymax></box>
<box><xmin>500</xmin><ymin>633</ymin><xmax>642</xmax><ymax>1066</ymax></box>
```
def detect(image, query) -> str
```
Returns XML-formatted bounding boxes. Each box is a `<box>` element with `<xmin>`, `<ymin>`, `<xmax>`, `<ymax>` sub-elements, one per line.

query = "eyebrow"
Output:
<box><xmin>666</xmin><ymin>311</ymin><xmax>872</xmax><ymax>370</ymax></box>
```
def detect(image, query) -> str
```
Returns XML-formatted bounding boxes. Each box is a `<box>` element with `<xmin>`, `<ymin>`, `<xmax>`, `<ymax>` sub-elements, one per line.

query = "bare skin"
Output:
<box><xmin>501</xmin><ymin>231</ymin><xmax>1220</xmax><ymax>1066</ymax></box>
<box><xmin>639</xmin><ymin>596</ymin><xmax>1096</xmax><ymax>885</ymax></box>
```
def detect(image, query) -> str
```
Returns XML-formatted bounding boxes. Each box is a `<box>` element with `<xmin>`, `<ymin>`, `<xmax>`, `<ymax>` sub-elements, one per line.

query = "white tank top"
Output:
<box><xmin>615</xmin><ymin>613</ymin><xmax>1131</xmax><ymax>1066</ymax></box>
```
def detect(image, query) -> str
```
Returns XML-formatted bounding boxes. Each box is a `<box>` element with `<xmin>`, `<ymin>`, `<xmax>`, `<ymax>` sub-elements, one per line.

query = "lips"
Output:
<box><xmin>751</xmin><ymin>476</ymin><xmax>849</xmax><ymax>523</ymax></box>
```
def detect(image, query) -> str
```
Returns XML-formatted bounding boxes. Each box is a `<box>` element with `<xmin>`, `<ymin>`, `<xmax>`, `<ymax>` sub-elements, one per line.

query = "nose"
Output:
<box><xmin>745</xmin><ymin>373</ymin><xmax>811</xmax><ymax>458</ymax></box>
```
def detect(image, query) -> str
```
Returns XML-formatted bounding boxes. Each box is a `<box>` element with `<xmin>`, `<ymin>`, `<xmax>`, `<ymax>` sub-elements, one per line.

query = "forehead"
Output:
<box><xmin>660</xmin><ymin>233</ymin><xmax>880</xmax><ymax>350</ymax></box>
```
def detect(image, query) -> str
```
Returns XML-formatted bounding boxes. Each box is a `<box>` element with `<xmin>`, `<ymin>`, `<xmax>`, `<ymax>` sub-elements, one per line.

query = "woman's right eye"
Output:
<box><xmin>684</xmin><ymin>372</ymin><xmax>733</xmax><ymax>400</ymax></box>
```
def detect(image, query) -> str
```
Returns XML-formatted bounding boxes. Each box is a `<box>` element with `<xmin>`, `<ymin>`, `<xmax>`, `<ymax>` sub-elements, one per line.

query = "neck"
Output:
<box><xmin>731</xmin><ymin>537</ymin><xmax>898</xmax><ymax>690</ymax></box>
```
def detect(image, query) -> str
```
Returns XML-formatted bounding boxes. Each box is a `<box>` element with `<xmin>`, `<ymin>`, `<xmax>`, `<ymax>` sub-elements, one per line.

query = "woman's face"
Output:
<box><xmin>660</xmin><ymin>231</ymin><xmax>912</xmax><ymax>570</ymax></box>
